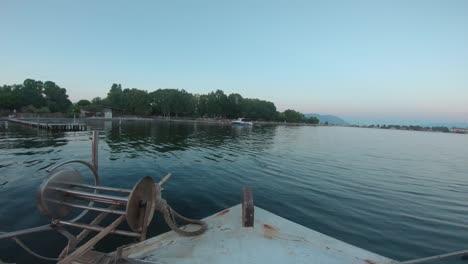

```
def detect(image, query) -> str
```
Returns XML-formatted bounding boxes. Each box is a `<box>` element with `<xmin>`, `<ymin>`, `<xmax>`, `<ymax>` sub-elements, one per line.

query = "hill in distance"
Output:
<box><xmin>304</xmin><ymin>113</ymin><xmax>348</xmax><ymax>125</ymax></box>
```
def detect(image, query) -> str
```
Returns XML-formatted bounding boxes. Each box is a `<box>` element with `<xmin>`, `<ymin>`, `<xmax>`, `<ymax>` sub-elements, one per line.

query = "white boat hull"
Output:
<box><xmin>231</xmin><ymin>121</ymin><xmax>253</xmax><ymax>126</ymax></box>
<box><xmin>121</xmin><ymin>205</ymin><xmax>396</xmax><ymax>264</ymax></box>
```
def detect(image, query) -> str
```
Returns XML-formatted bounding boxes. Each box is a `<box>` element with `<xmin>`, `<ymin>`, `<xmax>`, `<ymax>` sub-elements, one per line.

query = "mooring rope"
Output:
<box><xmin>154</xmin><ymin>197</ymin><xmax>207</xmax><ymax>236</ymax></box>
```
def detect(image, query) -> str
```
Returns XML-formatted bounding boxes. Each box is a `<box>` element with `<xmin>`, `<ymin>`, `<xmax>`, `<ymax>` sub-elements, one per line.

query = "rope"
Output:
<box><xmin>0</xmin><ymin>232</ymin><xmax>58</xmax><ymax>262</ymax></box>
<box><xmin>154</xmin><ymin>197</ymin><xmax>207</xmax><ymax>236</ymax></box>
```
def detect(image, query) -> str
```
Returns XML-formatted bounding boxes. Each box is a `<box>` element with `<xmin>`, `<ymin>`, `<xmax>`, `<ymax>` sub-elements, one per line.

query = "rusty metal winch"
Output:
<box><xmin>37</xmin><ymin>168</ymin><xmax>156</xmax><ymax>238</ymax></box>
<box><xmin>0</xmin><ymin>131</ymin><xmax>206</xmax><ymax>264</ymax></box>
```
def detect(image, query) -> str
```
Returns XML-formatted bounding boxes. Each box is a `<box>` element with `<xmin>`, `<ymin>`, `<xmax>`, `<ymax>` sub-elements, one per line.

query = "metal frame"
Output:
<box><xmin>0</xmin><ymin>130</ymin><xmax>157</xmax><ymax>263</ymax></box>
<box><xmin>43</xmin><ymin>131</ymin><xmax>100</xmax><ymax>224</ymax></box>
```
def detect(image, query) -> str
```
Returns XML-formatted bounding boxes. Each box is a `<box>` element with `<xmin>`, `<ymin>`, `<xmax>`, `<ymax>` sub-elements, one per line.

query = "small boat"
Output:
<box><xmin>231</xmin><ymin>118</ymin><xmax>253</xmax><ymax>126</ymax></box>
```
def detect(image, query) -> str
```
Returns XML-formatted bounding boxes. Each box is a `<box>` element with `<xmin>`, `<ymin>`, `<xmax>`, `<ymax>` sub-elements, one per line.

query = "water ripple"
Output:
<box><xmin>1</xmin><ymin>122</ymin><xmax>468</xmax><ymax>263</ymax></box>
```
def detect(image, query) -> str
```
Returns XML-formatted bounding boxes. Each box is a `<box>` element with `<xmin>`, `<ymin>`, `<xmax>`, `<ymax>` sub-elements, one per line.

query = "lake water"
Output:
<box><xmin>1</xmin><ymin>120</ymin><xmax>468</xmax><ymax>263</ymax></box>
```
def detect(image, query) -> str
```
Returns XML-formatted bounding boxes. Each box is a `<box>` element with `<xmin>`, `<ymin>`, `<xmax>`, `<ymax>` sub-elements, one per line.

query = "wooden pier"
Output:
<box><xmin>8</xmin><ymin>118</ymin><xmax>87</xmax><ymax>131</ymax></box>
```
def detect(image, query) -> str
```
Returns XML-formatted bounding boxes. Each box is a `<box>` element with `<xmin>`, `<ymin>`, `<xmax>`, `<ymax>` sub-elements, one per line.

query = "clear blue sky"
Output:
<box><xmin>1</xmin><ymin>0</ymin><xmax>467</xmax><ymax>124</ymax></box>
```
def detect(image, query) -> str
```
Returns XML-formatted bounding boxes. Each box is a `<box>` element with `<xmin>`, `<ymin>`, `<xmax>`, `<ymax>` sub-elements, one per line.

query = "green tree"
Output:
<box><xmin>196</xmin><ymin>94</ymin><xmax>209</xmax><ymax>117</ymax></box>
<box><xmin>73</xmin><ymin>100</ymin><xmax>92</xmax><ymax>114</ymax></box>
<box><xmin>76</xmin><ymin>99</ymin><xmax>91</xmax><ymax>107</ymax></box>
<box><xmin>227</xmin><ymin>93</ymin><xmax>243</xmax><ymax>118</ymax></box>
<box><xmin>178</xmin><ymin>89</ymin><xmax>195</xmax><ymax>116</ymax></box>
<box><xmin>282</xmin><ymin>109</ymin><xmax>304</xmax><ymax>123</ymax></box>
<box><xmin>241</xmin><ymin>98</ymin><xmax>277</xmax><ymax>120</ymax></box>
<box><xmin>21</xmin><ymin>79</ymin><xmax>45</xmax><ymax>108</ymax></box>
<box><xmin>123</xmin><ymin>88</ymin><xmax>149</xmax><ymax>115</ymax></box>
<box><xmin>0</xmin><ymin>85</ymin><xmax>19</xmax><ymax>110</ymax></box>
<box><xmin>83</xmin><ymin>97</ymin><xmax>105</xmax><ymax>112</ymax></box>
<box><xmin>0</xmin><ymin>79</ymin><xmax>72</xmax><ymax>113</ymax></box>
<box><xmin>148</xmin><ymin>89</ymin><xmax>196</xmax><ymax>117</ymax></box>
<box><xmin>149</xmin><ymin>89</ymin><xmax>172</xmax><ymax>117</ymax></box>
<box><xmin>206</xmin><ymin>90</ymin><xmax>228</xmax><ymax>117</ymax></box>
<box><xmin>91</xmin><ymin>97</ymin><xmax>103</xmax><ymax>105</ymax></box>
<box><xmin>107</xmin><ymin>83</ymin><xmax>124</xmax><ymax>109</ymax></box>
<box><xmin>43</xmin><ymin>81</ymin><xmax>72</xmax><ymax>112</ymax></box>
<box><xmin>305</xmin><ymin>116</ymin><xmax>320</xmax><ymax>124</ymax></box>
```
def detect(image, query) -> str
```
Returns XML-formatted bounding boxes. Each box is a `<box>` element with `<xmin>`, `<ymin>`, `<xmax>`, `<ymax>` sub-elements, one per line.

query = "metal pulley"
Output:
<box><xmin>36</xmin><ymin>168</ymin><xmax>156</xmax><ymax>233</ymax></box>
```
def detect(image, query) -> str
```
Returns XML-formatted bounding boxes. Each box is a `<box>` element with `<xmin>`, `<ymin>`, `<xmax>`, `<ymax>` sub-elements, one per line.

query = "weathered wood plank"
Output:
<box><xmin>59</xmin><ymin>215</ymin><xmax>126</xmax><ymax>264</ymax></box>
<box><xmin>59</xmin><ymin>205</ymin><xmax>120</xmax><ymax>259</ymax></box>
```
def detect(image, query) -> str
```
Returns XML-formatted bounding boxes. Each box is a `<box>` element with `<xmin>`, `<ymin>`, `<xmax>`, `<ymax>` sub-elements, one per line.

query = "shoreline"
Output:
<box><xmin>85</xmin><ymin>116</ymin><xmax>321</xmax><ymax>127</ymax></box>
<box><xmin>2</xmin><ymin>116</ymin><xmax>467</xmax><ymax>134</ymax></box>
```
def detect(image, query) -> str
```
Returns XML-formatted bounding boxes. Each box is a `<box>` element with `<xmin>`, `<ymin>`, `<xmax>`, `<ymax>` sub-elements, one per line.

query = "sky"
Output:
<box><xmin>1</xmin><ymin>0</ymin><xmax>467</xmax><ymax>124</ymax></box>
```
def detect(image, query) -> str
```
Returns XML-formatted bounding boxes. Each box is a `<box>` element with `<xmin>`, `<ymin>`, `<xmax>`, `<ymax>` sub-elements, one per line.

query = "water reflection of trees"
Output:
<box><xmin>230</xmin><ymin>125</ymin><xmax>277</xmax><ymax>152</ymax></box>
<box><xmin>0</xmin><ymin>122</ymin><xmax>69</xmax><ymax>150</ymax></box>
<box><xmin>105</xmin><ymin>121</ymin><xmax>196</xmax><ymax>153</ymax></box>
<box><xmin>103</xmin><ymin>121</ymin><xmax>277</xmax><ymax>156</ymax></box>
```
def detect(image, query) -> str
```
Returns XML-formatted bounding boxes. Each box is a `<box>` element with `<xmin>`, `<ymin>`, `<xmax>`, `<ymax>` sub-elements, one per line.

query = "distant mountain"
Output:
<box><xmin>304</xmin><ymin>113</ymin><xmax>348</xmax><ymax>125</ymax></box>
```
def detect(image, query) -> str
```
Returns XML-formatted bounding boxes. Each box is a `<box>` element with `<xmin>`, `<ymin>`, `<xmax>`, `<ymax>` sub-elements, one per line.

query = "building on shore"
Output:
<box><xmin>103</xmin><ymin>107</ymin><xmax>124</xmax><ymax>118</ymax></box>
<box><xmin>80</xmin><ymin>107</ymin><xmax>124</xmax><ymax>118</ymax></box>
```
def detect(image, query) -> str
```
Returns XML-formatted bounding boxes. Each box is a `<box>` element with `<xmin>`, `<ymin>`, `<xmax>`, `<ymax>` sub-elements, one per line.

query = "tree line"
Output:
<box><xmin>0</xmin><ymin>79</ymin><xmax>72</xmax><ymax>114</ymax></box>
<box><xmin>0</xmin><ymin>79</ymin><xmax>319</xmax><ymax>124</ymax></box>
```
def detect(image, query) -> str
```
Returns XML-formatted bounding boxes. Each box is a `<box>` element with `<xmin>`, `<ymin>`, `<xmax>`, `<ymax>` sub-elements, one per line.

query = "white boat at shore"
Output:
<box><xmin>231</xmin><ymin>118</ymin><xmax>253</xmax><ymax>126</ymax></box>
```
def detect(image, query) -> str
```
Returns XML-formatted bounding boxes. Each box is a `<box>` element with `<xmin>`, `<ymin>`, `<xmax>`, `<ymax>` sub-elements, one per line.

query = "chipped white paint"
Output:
<box><xmin>122</xmin><ymin>205</ymin><xmax>397</xmax><ymax>264</ymax></box>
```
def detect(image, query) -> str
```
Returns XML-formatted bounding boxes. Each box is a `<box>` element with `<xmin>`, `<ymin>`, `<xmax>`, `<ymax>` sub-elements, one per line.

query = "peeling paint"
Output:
<box><xmin>216</xmin><ymin>209</ymin><xmax>230</xmax><ymax>216</ymax></box>
<box><xmin>263</xmin><ymin>224</ymin><xmax>278</xmax><ymax>239</ymax></box>
<box><xmin>263</xmin><ymin>224</ymin><xmax>277</xmax><ymax>231</ymax></box>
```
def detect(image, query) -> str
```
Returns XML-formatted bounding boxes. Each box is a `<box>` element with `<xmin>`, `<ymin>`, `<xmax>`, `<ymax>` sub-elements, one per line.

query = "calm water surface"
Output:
<box><xmin>1</xmin><ymin>120</ymin><xmax>467</xmax><ymax>263</ymax></box>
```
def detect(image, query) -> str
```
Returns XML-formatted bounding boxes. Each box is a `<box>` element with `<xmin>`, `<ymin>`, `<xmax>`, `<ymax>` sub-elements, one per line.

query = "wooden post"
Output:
<box><xmin>92</xmin><ymin>130</ymin><xmax>98</xmax><ymax>172</ymax></box>
<box><xmin>242</xmin><ymin>187</ymin><xmax>254</xmax><ymax>227</ymax></box>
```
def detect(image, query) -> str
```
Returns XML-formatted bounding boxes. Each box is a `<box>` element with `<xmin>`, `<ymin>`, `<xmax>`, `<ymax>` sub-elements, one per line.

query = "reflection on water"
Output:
<box><xmin>99</xmin><ymin>120</ymin><xmax>276</xmax><ymax>159</ymax></box>
<box><xmin>0</xmin><ymin>125</ymin><xmax>68</xmax><ymax>150</ymax></box>
<box><xmin>1</xmin><ymin>121</ymin><xmax>468</xmax><ymax>264</ymax></box>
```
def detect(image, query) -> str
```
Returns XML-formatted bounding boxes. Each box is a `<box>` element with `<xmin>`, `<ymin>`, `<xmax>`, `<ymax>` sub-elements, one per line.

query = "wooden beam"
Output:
<box><xmin>59</xmin><ymin>205</ymin><xmax>119</xmax><ymax>259</ymax></box>
<box><xmin>59</xmin><ymin>215</ymin><xmax>125</xmax><ymax>264</ymax></box>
